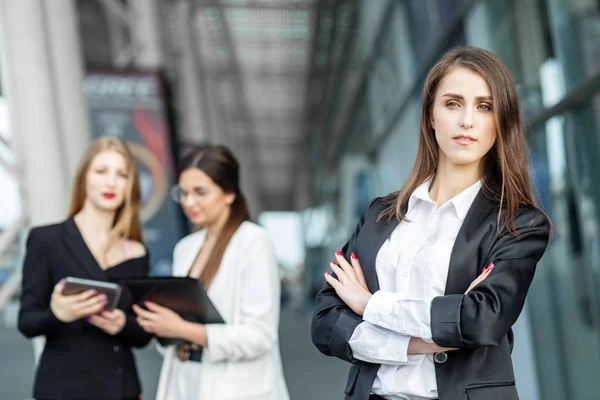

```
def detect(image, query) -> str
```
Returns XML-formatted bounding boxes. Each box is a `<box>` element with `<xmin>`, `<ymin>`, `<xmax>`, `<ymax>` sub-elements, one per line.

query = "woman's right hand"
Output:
<box><xmin>50</xmin><ymin>280</ymin><xmax>107</xmax><ymax>323</ymax></box>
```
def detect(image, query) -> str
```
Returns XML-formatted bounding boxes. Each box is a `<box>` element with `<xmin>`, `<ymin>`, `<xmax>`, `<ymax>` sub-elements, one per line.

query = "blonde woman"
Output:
<box><xmin>18</xmin><ymin>137</ymin><xmax>152</xmax><ymax>400</ymax></box>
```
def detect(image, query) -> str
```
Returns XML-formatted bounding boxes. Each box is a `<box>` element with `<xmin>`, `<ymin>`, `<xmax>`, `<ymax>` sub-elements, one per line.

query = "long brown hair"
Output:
<box><xmin>178</xmin><ymin>145</ymin><xmax>250</xmax><ymax>288</ymax></box>
<box><xmin>380</xmin><ymin>47</ymin><xmax>542</xmax><ymax>234</ymax></box>
<box><xmin>68</xmin><ymin>137</ymin><xmax>143</xmax><ymax>261</ymax></box>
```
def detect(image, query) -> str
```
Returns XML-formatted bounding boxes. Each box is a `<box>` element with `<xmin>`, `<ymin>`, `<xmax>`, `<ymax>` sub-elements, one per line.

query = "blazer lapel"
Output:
<box><xmin>360</xmin><ymin>206</ymin><xmax>400</xmax><ymax>292</ymax></box>
<box><xmin>174</xmin><ymin>230</ymin><xmax>206</xmax><ymax>277</ymax></box>
<box><xmin>62</xmin><ymin>218</ymin><xmax>109</xmax><ymax>282</ymax></box>
<box><xmin>445</xmin><ymin>191</ymin><xmax>497</xmax><ymax>294</ymax></box>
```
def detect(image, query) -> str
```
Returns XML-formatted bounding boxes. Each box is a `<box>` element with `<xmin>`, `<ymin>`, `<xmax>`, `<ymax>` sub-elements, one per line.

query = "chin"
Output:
<box><xmin>189</xmin><ymin>216</ymin><xmax>206</xmax><ymax>226</ymax></box>
<box><xmin>451</xmin><ymin>157</ymin><xmax>480</xmax><ymax>166</ymax></box>
<box><xmin>442</xmin><ymin>150</ymin><xmax>482</xmax><ymax>166</ymax></box>
<box><xmin>93</xmin><ymin>199</ymin><xmax>122</xmax><ymax>211</ymax></box>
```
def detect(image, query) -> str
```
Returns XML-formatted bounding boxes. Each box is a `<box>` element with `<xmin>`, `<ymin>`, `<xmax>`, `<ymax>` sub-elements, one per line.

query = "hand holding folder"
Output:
<box><xmin>121</xmin><ymin>277</ymin><xmax>224</xmax><ymax>346</ymax></box>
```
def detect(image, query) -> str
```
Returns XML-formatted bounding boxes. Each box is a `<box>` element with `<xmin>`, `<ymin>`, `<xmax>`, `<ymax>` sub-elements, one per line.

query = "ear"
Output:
<box><xmin>225</xmin><ymin>192</ymin><xmax>236</xmax><ymax>206</ymax></box>
<box><xmin>430</xmin><ymin>116</ymin><xmax>435</xmax><ymax>130</ymax></box>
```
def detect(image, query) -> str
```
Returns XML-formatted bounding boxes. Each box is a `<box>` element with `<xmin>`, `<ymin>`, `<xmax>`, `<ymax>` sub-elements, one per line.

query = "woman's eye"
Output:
<box><xmin>446</xmin><ymin>101</ymin><xmax>460</xmax><ymax>107</ymax></box>
<box><xmin>95</xmin><ymin>169</ymin><xmax>107</xmax><ymax>174</ymax></box>
<box><xmin>478</xmin><ymin>104</ymin><xmax>492</xmax><ymax>111</ymax></box>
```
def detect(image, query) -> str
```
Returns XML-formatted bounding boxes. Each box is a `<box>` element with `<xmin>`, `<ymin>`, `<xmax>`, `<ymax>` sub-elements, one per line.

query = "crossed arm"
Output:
<box><xmin>324</xmin><ymin>252</ymin><xmax>491</xmax><ymax>360</ymax></box>
<box><xmin>311</xmin><ymin>204</ymin><xmax>549</xmax><ymax>365</ymax></box>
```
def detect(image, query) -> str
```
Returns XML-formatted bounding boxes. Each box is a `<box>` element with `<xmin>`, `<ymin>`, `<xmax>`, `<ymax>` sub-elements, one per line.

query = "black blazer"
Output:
<box><xmin>311</xmin><ymin>192</ymin><xmax>550</xmax><ymax>400</ymax></box>
<box><xmin>18</xmin><ymin>218</ymin><xmax>153</xmax><ymax>400</ymax></box>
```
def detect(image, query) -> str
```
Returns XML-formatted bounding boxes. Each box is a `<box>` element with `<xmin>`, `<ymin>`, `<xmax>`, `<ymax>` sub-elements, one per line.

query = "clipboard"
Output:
<box><xmin>119</xmin><ymin>276</ymin><xmax>224</xmax><ymax>325</ymax></box>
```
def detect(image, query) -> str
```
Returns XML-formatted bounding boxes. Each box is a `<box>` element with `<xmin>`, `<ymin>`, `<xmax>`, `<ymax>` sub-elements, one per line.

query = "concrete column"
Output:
<box><xmin>130</xmin><ymin>0</ymin><xmax>163</xmax><ymax>69</ymax></box>
<box><xmin>45</xmin><ymin>0</ymin><xmax>93</xmax><ymax>180</ymax></box>
<box><xmin>0</xmin><ymin>0</ymin><xmax>70</xmax><ymax>225</ymax></box>
<box><xmin>174</xmin><ymin>0</ymin><xmax>210</xmax><ymax>143</ymax></box>
<box><xmin>0</xmin><ymin>0</ymin><xmax>94</xmax><ymax>364</ymax></box>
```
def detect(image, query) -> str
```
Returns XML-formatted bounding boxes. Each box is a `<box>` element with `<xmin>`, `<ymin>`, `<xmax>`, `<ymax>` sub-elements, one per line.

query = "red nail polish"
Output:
<box><xmin>330</xmin><ymin>260</ymin><xmax>337</xmax><ymax>265</ymax></box>
<box><xmin>351</xmin><ymin>252</ymin><xmax>357</xmax><ymax>260</ymax></box>
<box><xmin>325</xmin><ymin>271</ymin><xmax>330</xmax><ymax>275</ymax></box>
<box><xmin>482</xmin><ymin>262</ymin><xmax>494</xmax><ymax>273</ymax></box>
<box><xmin>335</xmin><ymin>250</ymin><xmax>343</xmax><ymax>257</ymax></box>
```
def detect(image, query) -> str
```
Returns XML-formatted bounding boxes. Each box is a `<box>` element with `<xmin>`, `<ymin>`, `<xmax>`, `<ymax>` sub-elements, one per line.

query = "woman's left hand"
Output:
<box><xmin>132</xmin><ymin>302</ymin><xmax>185</xmax><ymax>338</ymax></box>
<box><xmin>324</xmin><ymin>251</ymin><xmax>372</xmax><ymax>315</ymax></box>
<box><xmin>87</xmin><ymin>309</ymin><xmax>126</xmax><ymax>335</ymax></box>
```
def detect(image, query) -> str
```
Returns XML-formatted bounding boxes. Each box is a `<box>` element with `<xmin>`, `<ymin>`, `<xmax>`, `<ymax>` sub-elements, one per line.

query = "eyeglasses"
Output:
<box><xmin>170</xmin><ymin>185</ymin><xmax>210</xmax><ymax>204</ymax></box>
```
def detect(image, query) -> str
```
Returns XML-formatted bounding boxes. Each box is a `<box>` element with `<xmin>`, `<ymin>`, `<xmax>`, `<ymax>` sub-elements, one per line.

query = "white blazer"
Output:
<box><xmin>156</xmin><ymin>221</ymin><xmax>290</xmax><ymax>400</ymax></box>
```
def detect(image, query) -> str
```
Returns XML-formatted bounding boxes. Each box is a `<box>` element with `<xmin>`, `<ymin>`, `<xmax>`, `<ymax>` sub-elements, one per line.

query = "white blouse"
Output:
<box><xmin>348</xmin><ymin>179</ymin><xmax>482</xmax><ymax>399</ymax></box>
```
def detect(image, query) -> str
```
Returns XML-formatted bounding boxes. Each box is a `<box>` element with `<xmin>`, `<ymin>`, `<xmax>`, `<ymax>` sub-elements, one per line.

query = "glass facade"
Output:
<box><xmin>307</xmin><ymin>1</ymin><xmax>600</xmax><ymax>398</ymax></box>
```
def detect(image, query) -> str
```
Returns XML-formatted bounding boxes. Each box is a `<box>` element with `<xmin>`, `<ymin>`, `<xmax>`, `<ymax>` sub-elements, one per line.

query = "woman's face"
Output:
<box><xmin>85</xmin><ymin>150</ymin><xmax>129</xmax><ymax>212</ymax></box>
<box><xmin>431</xmin><ymin>66</ymin><xmax>497</xmax><ymax>169</ymax></box>
<box><xmin>177</xmin><ymin>168</ymin><xmax>235</xmax><ymax>227</ymax></box>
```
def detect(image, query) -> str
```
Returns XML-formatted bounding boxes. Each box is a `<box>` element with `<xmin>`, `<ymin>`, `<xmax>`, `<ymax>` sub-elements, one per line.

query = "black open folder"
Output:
<box><xmin>119</xmin><ymin>277</ymin><xmax>224</xmax><ymax>346</ymax></box>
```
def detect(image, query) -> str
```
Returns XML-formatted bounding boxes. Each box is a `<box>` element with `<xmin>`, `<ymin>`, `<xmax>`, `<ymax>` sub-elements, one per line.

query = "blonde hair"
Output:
<box><xmin>68</xmin><ymin>137</ymin><xmax>143</xmax><ymax>261</ymax></box>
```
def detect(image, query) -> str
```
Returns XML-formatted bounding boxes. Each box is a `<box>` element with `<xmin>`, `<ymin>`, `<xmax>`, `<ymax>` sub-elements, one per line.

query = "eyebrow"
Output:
<box><xmin>441</xmin><ymin>93</ymin><xmax>493</xmax><ymax>101</ymax></box>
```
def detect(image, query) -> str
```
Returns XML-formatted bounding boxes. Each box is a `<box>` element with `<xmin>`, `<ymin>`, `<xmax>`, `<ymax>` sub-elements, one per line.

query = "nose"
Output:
<box><xmin>106</xmin><ymin>173</ymin><xmax>117</xmax><ymax>187</ymax></box>
<box><xmin>181</xmin><ymin>192</ymin><xmax>196</xmax><ymax>208</ymax></box>
<box><xmin>460</xmin><ymin>108</ymin><xmax>473</xmax><ymax>130</ymax></box>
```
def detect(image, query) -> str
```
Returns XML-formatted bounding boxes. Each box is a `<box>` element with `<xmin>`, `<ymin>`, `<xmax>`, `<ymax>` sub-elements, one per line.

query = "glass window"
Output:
<box><xmin>546</xmin><ymin>0</ymin><xmax>600</xmax><ymax>90</ymax></box>
<box><xmin>527</xmin><ymin>95</ymin><xmax>600</xmax><ymax>400</ymax></box>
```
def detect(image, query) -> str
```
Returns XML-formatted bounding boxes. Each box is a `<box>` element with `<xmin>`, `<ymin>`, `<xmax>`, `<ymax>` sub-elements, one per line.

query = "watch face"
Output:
<box><xmin>176</xmin><ymin>343</ymin><xmax>191</xmax><ymax>361</ymax></box>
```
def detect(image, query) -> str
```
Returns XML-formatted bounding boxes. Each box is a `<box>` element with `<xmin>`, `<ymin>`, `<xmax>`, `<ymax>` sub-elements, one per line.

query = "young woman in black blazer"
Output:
<box><xmin>311</xmin><ymin>47</ymin><xmax>551</xmax><ymax>400</ymax></box>
<box><xmin>18</xmin><ymin>137</ymin><xmax>152</xmax><ymax>400</ymax></box>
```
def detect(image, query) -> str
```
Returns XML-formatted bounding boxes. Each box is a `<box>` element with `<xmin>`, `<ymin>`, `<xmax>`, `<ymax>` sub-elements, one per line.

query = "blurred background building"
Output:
<box><xmin>0</xmin><ymin>0</ymin><xmax>599</xmax><ymax>399</ymax></box>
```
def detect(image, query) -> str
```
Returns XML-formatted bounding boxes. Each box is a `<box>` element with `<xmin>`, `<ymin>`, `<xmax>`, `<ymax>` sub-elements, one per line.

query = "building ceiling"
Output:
<box><xmin>185</xmin><ymin>0</ymin><xmax>317</xmax><ymax>212</ymax></box>
<box><xmin>77</xmin><ymin>0</ymin><xmax>356</xmax><ymax>212</ymax></box>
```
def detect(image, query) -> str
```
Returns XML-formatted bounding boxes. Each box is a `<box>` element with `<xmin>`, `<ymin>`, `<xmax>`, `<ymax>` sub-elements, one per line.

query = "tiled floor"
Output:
<box><xmin>0</xmin><ymin>306</ymin><xmax>349</xmax><ymax>400</ymax></box>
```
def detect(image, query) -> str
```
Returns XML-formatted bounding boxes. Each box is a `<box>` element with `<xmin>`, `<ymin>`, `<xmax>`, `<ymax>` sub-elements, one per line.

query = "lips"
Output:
<box><xmin>453</xmin><ymin>134</ymin><xmax>476</xmax><ymax>145</ymax></box>
<box><xmin>102</xmin><ymin>193</ymin><xmax>116</xmax><ymax>199</ymax></box>
<box><xmin>186</xmin><ymin>210</ymin><xmax>202</xmax><ymax>219</ymax></box>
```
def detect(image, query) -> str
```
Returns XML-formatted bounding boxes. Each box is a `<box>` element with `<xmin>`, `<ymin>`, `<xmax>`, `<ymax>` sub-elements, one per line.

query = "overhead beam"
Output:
<box><xmin>199</xmin><ymin>0</ymin><xmax>313</xmax><ymax>10</ymax></box>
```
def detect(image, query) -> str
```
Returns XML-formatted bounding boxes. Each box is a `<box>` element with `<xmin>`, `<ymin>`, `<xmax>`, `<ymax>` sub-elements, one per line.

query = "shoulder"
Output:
<box><xmin>492</xmin><ymin>205</ymin><xmax>551</xmax><ymax>243</ymax></box>
<box><xmin>174</xmin><ymin>229</ymin><xmax>205</xmax><ymax>253</ymax></box>
<box><xmin>235</xmin><ymin>221</ymin><xmax>270</xmax><ymax>246</ymax></box>
<box><xmin>358</xmin><ymin>196</ymin><xmax>388</xmax><ymax>222</ymax></box>
<box><xmin>127</xmin><ymin>240</ymin><xmax>147</xmax><ymax>258</ymax></box>
<box><xmin>27</xmin><ymin>221</ymin><xmax>65</xmax><ymax>247</ymax></box>
<box><xmin>514</xmin><ymin>206</ymin><xmax>551</xmax><ymax>232</ymax></box>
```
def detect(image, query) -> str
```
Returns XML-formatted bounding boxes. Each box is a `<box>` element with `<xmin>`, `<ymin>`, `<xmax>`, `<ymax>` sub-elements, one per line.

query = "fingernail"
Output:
<box><xmin>335</xmin><ymin>250</ymin><xmax>343</xmax><ymax>257</ymax></box>
<box><xmin>59</xmin><ymin>278</ymin><xmax>65</xmax><ymax>284</ymax></box>
<box><xmin>325</xmin><ymin>271</ymin><xmax>330</xmax><ymax>275</ymax></box>
<box><xmin>351</xmin><ymin>252</ymin><xmax>357</xmax><ymax>260</ymax></box>
<box><xmin>330</xmin><ymin>260</ymin><xmax>337</xmax><ymax>265</ymax></box>
<box><xmin>482</xmin><ymin>262</ymin><xmax>493</xmax><ymax>273</ymax></box>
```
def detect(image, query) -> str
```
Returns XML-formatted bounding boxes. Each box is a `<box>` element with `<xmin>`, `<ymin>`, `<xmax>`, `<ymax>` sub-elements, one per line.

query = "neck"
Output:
<box><xmin>74</xmin><ymin>201</ymin><xmax>116</xmax><ymax>236</ymax></box>
<box><xmin>206</xmin><ymin>207</ymin><xmax>231</xmax><ymax>240</ymax></box>
<box><xmin>429</xmin><ymin>157</ymin><xmax>480</xmax><ymax>207</ymax></box>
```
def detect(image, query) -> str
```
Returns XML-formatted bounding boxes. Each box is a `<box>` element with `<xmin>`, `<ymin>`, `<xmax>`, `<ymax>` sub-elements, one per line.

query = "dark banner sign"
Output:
<box><xmin>84</xmin><ymin>71</ymin><xmax>183</xmax><ymax>276</ymax></box>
